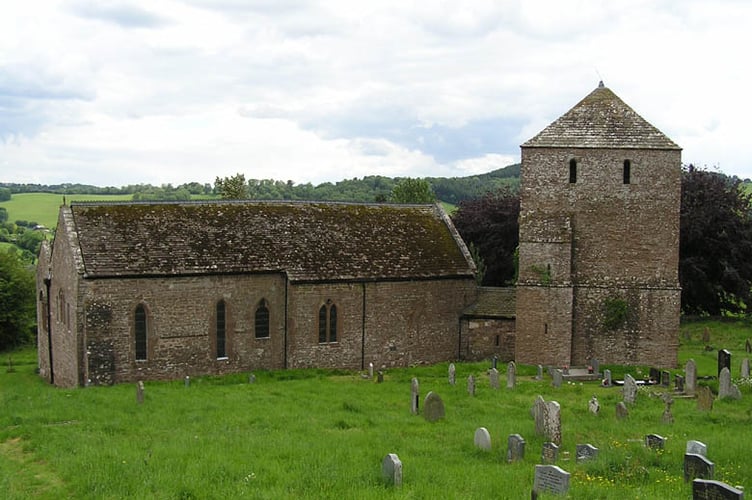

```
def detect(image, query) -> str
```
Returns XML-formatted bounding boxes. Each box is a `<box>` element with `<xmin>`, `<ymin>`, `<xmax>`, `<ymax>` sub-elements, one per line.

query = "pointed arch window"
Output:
<box><xmin>255</xmin><ymin>299</ymin><xmax>270</xmax><ymax>339</ymax></box>
<box><xmin>623</xmin><ymin>159</ymin><xmax>631</xmax><ymax>184</ymax></box>
<box><xmin>216</xmin><ymin>300</ymin><xmax>227</xmax><ymax>359</ymax></box>
<box><xmin>318</xmin><ymin>300</ymin><xmax>338</xmax><ymax>344</ymax></box>
<box><xmin>569</xmin><ymin>159</ymin><xmax>577</xmax><ymax>184</ymax></box>
<box><xmin>135</xmin><ymin>304</ymin><xmax>148</xmax><ymax>361</ymax></box>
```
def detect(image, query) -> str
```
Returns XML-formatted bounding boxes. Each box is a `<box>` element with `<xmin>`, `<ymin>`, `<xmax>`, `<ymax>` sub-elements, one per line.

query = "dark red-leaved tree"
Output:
<box><xmin>452</xmin><ymin>187</ymin><xmax>520</xmax><ymax>286</ymax></box>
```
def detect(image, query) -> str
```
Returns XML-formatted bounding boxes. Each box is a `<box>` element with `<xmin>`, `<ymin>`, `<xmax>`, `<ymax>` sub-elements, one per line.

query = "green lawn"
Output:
<box><xmin>2</xmin><ymin>318</ymin><xmax>752</xmax><ymax>498</ymax></box>
<box><xmin>0</xmin><ymin>193</ymin><xmax>133</xmax><ymax>229</ymax></box>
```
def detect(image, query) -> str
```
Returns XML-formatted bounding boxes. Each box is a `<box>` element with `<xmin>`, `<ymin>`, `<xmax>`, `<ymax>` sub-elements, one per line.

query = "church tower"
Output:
<box><xmin>515</xmin><ymin>82</ymin><xmax>681</xmax><ymax>367</ymax></box>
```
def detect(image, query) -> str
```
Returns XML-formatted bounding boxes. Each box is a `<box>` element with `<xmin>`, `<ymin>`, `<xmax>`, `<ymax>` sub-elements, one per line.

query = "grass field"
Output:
<box><xmin>0</xmin><ymin>193</ymin><xmax>133</xmax><ymax>229</ymax></box>
<box><xmin>2</xmin><ymin>318</ymin><xmax>752</xmax><ymax>498</ymax></box>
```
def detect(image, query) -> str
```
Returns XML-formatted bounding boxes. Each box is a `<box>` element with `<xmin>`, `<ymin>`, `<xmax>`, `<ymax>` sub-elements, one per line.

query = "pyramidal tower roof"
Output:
<box><xmin>522</xmin><ymin>82</ymin><xmax>680</xmax><ymax>150</ymax></box>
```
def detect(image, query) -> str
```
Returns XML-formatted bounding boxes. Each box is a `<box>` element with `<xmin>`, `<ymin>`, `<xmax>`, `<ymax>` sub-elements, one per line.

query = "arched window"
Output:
<box><xmin>318</xmin><ymin>300</ymin><xmax>338</xmax><ymax>344</ymax></box>
<box><xmin>255</xmin><ymin>299</ymin><xmax>270</xmax><ymax>339</ymax></box>
<box><xmin>569</xmin><ymin>159</ymin><xmax>577</xmax><ymax>184</ymax></box>
<box><xmin>216</xmin><ymin>300</ymin><xmax>227</xmax><ymax>358</ymax></box>
<box><xmin>135</xmin><ymin>304</ymin><xmax>148</xmax><ymax>361</ymax></box>
<box><xmin>623</xmin><ymin>159</ymin><xmax>631</xmax><ymax>184</ymax></box>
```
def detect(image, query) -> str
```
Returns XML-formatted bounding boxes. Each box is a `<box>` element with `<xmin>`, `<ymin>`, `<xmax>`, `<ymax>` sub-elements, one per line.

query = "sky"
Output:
<box><xmin>2</xmin><ymin>0</ymin><xmax>752</xmax><ymax>188</ymax></box>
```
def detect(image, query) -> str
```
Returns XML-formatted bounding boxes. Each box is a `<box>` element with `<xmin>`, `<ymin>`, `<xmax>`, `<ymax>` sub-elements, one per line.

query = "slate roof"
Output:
<box><xmin>522</xmin><ymin>82</ymin><xmax>680</xmax><ymax>150</ymax></box>
<box><xmin>64</xmin><ymin>200</ymin><xmax>475</xmax><ymax>282</ymax></box>
<box><xmin>462</xmin><ymin>287</ymin><xmax>516</xmax><ymax>318</ymax></box>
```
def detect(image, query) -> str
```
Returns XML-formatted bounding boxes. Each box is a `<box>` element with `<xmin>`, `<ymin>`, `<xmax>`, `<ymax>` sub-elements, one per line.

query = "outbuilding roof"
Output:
<box><xmin>522</xmin><ymin>82</ymin><xmax>680</xmax><ymax>150</ymax></box>
<box><xmin>63</xmin><ymin>200</ymin><xmax>475</xmax><ymax>282</ymax></box>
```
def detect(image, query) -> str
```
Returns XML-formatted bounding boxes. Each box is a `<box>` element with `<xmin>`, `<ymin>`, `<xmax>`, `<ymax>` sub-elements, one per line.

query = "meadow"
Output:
<box><xmin>0</xmin><ymin>193</ymin><xmax>133</xmax><ymax>229</ymax></box>
<box><xmin>1</xmin><ymin>318</ymin><xmax>751</xmax><ymax>499</ymax></box>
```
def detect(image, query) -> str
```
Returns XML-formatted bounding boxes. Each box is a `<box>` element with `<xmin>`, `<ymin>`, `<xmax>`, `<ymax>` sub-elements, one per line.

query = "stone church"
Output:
<box><xmin>36</xmin><ymin>83</ymin><xmax>681</xmax><ymax>387</ymax></box>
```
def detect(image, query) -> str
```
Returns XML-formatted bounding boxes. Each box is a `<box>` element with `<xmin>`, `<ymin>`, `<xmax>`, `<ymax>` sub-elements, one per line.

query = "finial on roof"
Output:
<box><xmin>598</xmin><ymin>80</ymin><xmax>604</xmax><ymax>88</ymax></box>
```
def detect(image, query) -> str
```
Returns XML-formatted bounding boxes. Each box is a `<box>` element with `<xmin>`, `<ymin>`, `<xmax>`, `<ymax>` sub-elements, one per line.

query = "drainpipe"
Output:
<box><xmin>361</xmin><ymin>282</ymin><xmax>366</xmax><ymax>370</ymax></box>
<box><xmin>43</xmin><ymin>276</ymin><xmax>55</xmax><ymax>385</ymax></box>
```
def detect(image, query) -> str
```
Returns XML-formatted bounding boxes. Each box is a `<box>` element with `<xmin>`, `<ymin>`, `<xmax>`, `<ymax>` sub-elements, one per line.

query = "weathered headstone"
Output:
<box><xmin>541</xmin><ymin>442</ymin><xmax>559</xmax><ymax>464</ymax></box>
<box><xmin>423</xmin><ymin>391</ymin><xmax>445</xmax><ymax>422</ymax></box>
<box><xmin>650</xmin><ymin>367</ymin><xmax>661</xmax><ymax>383</ymax></box>
<box><xmin>136</xmin><ymin>381</ymin><xmax>144</xmax><ymax>404</ymax></box>
<box><xmin>575</xmin><ymin>444</ymin><xmax>599</xmax><ymax>463</ymax></box>
<box><xmin>377</xmin><ymin>371</ymin><xmax>384</xmax><ymax>383</ymax></box>
<box><xmin>489</xmin><ymin>368</ymin><xmax>500</xmax><ymax>390</ymax></box>
<box><xmin>662</xmin><ymin>393</ymin><xmax>675</xmax><ymax>424</ymax></box>
<box><xmin>544</xmin><ymin>401</ymin><xmax>562</xmax><ymax>445</ymax></box>
<box><xmin>684</xmin><ymin>453</ymin><xmax>715</xmax><ymax>482</ymax></box>
<box><xmin>410</xmin><ymin>377</ymin><xmax>419</xmax><ymax>414</ymax></box>
<box><xmin>718</xmin><ymin>367</ymin><xmax>742</xmax><ymax>400</ymax></box>
<box><xmin>506</xmin><ymin>362</ymin><xmax>516</xmax><ymax>389</ymax></box>
<box><xmin>448</xmin><ymin>363</ymin><xmax>456</xmax><ymax>385</ymax></box>
<box><xmin>686</xmin><ymin>440</ymin><xmax>707</xmax><ymax>457</ymax></box>
<box><xmin>702</xmin><ymin>327</ymin><xmax>711</xmax><ymax>343</ymax></box>
<box><xmin>718</xmin><ymin>349</ymin><xmax>732</xmax><ymax>377</ymax></box>
<box><xmin>368</xmin><ymin>362</ymin><xmax>374</xmax><ymax>379</ymax></box>
<box><xmin>533</xmin><ymin>395</ymin><xmax>546</xmax><ymax>436</ymax></box>
<box><xmin>661</xmin><ymin>370</ymin><xmax>671</xmax><ymax>388</ymax></box>
<box><xmin>382</xmin><ymin>453</ymin><xmax>402</xmax><ymax>486</ymax></box>
<box><xmin>675</xmin><ymin>374</ymin><xmax>685</xmax><ymax>392</ymax></box>
<box><xmin>184</xmin><ymin>375</ymin><xmax>190</xmax><ymax>387</ymax></box>
<box><xmin>467</xmin><ymin>374</ymin><xmax>476</xmax><ymax>396</ymax></box>
<box><xmin>536</xmin><ymin>364</ymin><xmax>543</xmax><ymax>380</ymax></box>
<box><xmin>645</xmin><ymin>434</ymin><xmax>665</xmax><ymax>450</ymax></box>
<box><xmin>603</xmin><ymin>369</ymin><xmax>612</xmax><ymax>387</ymax></box>
<box><xmin>532</xmin><ymin>465</ymin><xmax>570</xmax><ymax>497</ymax></box>
<box><xmin>506</xmin><ymin>433</ymin><xmax>525</xmax><ymax>462</ymax></box>
<box><xmin>692</xmin><ymin>479</ymin><xmax>744</xmax><ymax>499</ymax></box>
<box><xmin>697</xmin><ymin>386</ymin><xmax>714</xmax><ymax>411</ymax></box>
<box><xmin>589</xmin><ymin>358</ymin><xmax>600</xmax><ymax>375</ymax></box>
<box><xmin>742</xmin><ymin>358</ymin><xmax>750</xmax><ymax>379</ymax></box>
<box><xmin>588</xmin><ymin>395</ymin><xmax>599</xmax><ymax>415</ymax></box>
<box><xmin>623</xmin><ymin>373</ymin><xmax>638</xmax><ymax>404</ymax></box>
<box><xmin>552</xmin><ymin>369</ymin><xmax>563</xmax><ymax>388</ymax></box>
<box><xmin>686</xmin><ymin>359</ymin><xmax>697</xmax><ymax>395</ymax></box>
<box><xmin>474</xmin><ymin>427</ymin><xmax>492</xmax><ymax>451</ymax></box>
<box><xmin>615</xmin><ymin>401</ymin><xmax>629</xmax><ymax>419</ymax></box>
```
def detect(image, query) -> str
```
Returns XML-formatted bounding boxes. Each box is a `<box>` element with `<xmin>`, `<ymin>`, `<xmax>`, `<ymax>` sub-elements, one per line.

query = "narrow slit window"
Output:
<box><xmin>319</xmin><ymin>305</ymin><xmax>328</xmax><ymax>343</ymax></box>
<box><xmin>216</xmin><ymin>300</ymin><xmax>226</xmax><ymax>358</ymax></box>
<box><xmin>255</xmin><ymin>300</ymin><xmax>270</xmax><ymax>339</ymax></box>
<box><xmin>623</xmin><ymin>160</ymin><xmax>631</xmax><ymax>184</ymax></box>
<box><xmin>135</xmin><ymin>304</ymin><xmax>147</xmax><ymax>361</ymax></box>
<box><xmin>569</xmin><ymin>159</ymin><xmax>577</xmax><ymax>184</ymax></box>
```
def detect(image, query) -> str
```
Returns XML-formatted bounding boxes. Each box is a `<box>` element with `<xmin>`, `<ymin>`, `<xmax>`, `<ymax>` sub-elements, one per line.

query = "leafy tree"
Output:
<box><xmin>680</xmin><ymin>165</ymin><xmax>752</xmax><ymax>315</ymax></box>
<box><xmin>0</xmin><ymin>207</ymin><xmax>7</xmax><ymax>224</ymax></box>
<box><xmin>0</xmin><ymin>187</ymin><xmax>10</xmax><ymax>201</ymax></box>
<box><xmin>389</xmin><ymin>178</ymin><xmax>436</xmax><ymax>204</ymax></box>
<box><xmin>0</xmin><ymin>248</ymin><xmax>36</xmax><ymax>350</ymax></box>
<box><xmin>452</xmin><ymin>187</ymin><xmax>520</xmax><ymax>286</ymax></box>
<box><xmin>215</xmin><ymin>173</ymin><xmax>249</xmax><ymax>199</ymax></box>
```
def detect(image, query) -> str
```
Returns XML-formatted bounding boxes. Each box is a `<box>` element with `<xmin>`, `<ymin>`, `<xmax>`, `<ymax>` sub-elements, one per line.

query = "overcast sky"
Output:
<box><xmin>2</xmin><ymin>0</ymin><xmax>751</xmax><ymax>187</ymax></box>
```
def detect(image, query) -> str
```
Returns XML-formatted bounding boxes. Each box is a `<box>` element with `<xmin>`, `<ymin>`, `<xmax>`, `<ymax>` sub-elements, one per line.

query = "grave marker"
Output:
<box><xmin>661</xmin><ymin>370</ymin><xmax>671</xmax><ymax>387</ymax></box>
<box><xmin>718</xmin><ymin>367</ymin><xmax>742</xmax><ymax>400</ymax></box>
<box><xmin>423</xmin><ymin>391</ymin><xmax>445</xmax><ymax>422</ymax></box>
<box><xmin>623</xmin><ymin>374</ymin><xmax>638</xmax><ymax>404</ymax></box>
<box><xmin>662</xmin><ymin>394</ymin><xmax>675</xmax><ymax>424</ymax></box>
<box><xmin>448</xmin><ymin>363</ymin><xmax>456</xmax><ymax>386</ymax></box>
<box><xmin>615</xmin><ymin>401</ymin><xmax>629</xmax><ymax>419</ymax></box>
<box><xmin>589</xmin><ymin>358</ymin><xmax>600</xmax><ymax>375</ymax></box>
<box><xmin>675</xmin><ymin>374</ymin><xmax>685</xmax><ymax>392</ymax></box>
<box><xmin>533</xmin><ymin>395</ymin><xmax>546</xmax><ymax>436</ymax></box>
<box><xmin>684</xmin><ymin>453</ymin><xmax>715</xmax><ymax>482</ymax></box>
<box><xmin>697</xmin><ymin>386</ymin><xmax>714</xmax><ymax>411</ymax></box>
<box><xmin>746</xmin><ymin>338</ymin><xmax>752</xmax><ymax>354</ymax></box>
<box><xmin>650</xmin><ymin>367</ymin><xmax>661</xmax><ymax>383</ymax></box>
<box><xmin>377</xmin><ymin>371</ymin><xmax>384</xmax><ymax>383</ymax></box>
<box><xmin>411</xmin><ymin>377</ymin><xmax>419</xmax><ymax>414</ymax></box>
<box><xmin>532</xmin><ymin>465</ymin><xmax>570</xmax><ymax>497</ymax></box>
<box><xmin>742</xmin><ymin>358</ymin><xmax>750</xmax><ymax>379</ymax></box>
<box><xmin>489</xmin><ymin>368</ymin><xmax>500</xmax><ymax>390</ymax></box>
<box><xmin>686</xmin><ymin>440</ymin><xmax>707</xmax><ymax>457</ymax></box>
<box><xmin>575</xmin><ymin>444</ymin><xmax>598</xmax><ymax>463</ymax></box>
<box><xmin>692</xmin><ymin>479</ymin><xmax>744</xmax><ymax>499</ymax></box>
<box><xmin>474</xmin><ymin>427</ymin><xmax>492</xmax><ymax>451</ymax></box>
<box><xmin>382</xmin><ymin>453</ymin><xmax>402</xmax><ymax>486</ymax></box>
<box><xmin>467</xmin><ymin>375</ymin><xmax>476</xmax><ymax>396</ymax></box>
<box><xmin>686</xmin><ymin>359</ymin><xmax>697</xmax><ymax>395</ymax></box>
<box><xmin>507</xmin><ymin>434</ymin><xmax>525</xmax><ymax>462</ymax></box>
<box><xmin>184</xmin><ymin>375</ymin><xmax>190</xmax><ymax>387</ymax></box>
<box><xmin>588</xmin><ymin>395</ymin><xmax>599</xmax><ymax>415</ymax></box>
<box><xmin>544</xmin><ymin>401</ymin><xmax>562</xmax><ymax>445</ymax></box>
<box><xmin>248</xmin><ymin>373</ymin><xmax>256</xmax><ymax>384</ymax></box>
<box><xmin>506</xmin><ymin>361</ymin><xmax>516</xmax><ymax>389</ymax></box>
<box><xmin>136</xmin><ymin>381</ymin><xmax>144</xmax><ymax>404</ymax></box>
<box><xmin>536</xmin><ymin>364</ymin><xmax>543</xmax><ymax>380</ymax></box>
<box><xmin>541</xmin><ymin>442</ymin><xmax>559</xmax><ymax>464</ymax></box>
<box><xmin>552</xmin><ymin>369</ymin><xmax>563</xmax><ymax>388</ymax></box>
<box><xmin>718</xmin><ymin>349</ymin><xmax>732</xmax><ymax>377</ymax></box>
<box><xmin>645</xmin><ymin>434</ymin><xmax>666</xmax><ymax>450</ymax></box>
<box><xmin>603</xmin><ymin>369</ymin><xmax>612</xmax><ymax>387</ymax></box>
<box><xmin>368</xmin><ymin>362</ymin><xmax>374</xmax><ymax>379</ymax></box>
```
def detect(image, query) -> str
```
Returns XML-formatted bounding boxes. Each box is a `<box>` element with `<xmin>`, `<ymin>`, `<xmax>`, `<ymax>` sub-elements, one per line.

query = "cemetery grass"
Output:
<box><xmin>2</xmin><ymin>319</ymin><xmax>752</xmax><ymax>499</ymax></box>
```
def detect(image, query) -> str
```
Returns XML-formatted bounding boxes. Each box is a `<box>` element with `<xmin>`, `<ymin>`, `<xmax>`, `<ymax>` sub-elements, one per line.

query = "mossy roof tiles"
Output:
<box><xmin>522</xmin><ymin>83</ymin><xmax>680</xmax><ymax>150</ymax></box>
<box><xmin>67</xmin><ymin>200</ymin><xmax>475</xmax><ymax>282</ymax></box>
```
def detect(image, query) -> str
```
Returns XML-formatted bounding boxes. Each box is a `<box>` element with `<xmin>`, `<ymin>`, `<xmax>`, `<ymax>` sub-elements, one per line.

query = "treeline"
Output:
<box><xmin>0</xmin><ymin>164</ymin><xmax>520</xmax><ymax>204</ymax></box>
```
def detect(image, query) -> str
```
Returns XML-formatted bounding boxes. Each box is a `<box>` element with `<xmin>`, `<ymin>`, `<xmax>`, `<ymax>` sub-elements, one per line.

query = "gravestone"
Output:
<box><xmin>718</xmin><ymin>349</ymin><xmax>732</xmax><ymax>377</ymax></box>
<box><xmin>248</xmin><ymin>373</ymin><xmax>256</xmax><ymax>384</ymax></box>
<box><xmin>410</xmin><ymin>377</ymin><xmax>419</xmax><ymax>414</ymax></box>
<box><xmin>467</xmin><ymin>375</ymin><xmax>476</xmax><ymax>396</ymax></box>
<box><xmin>675</xmin><ymin>374</ymin><xmax>685</xmax><ymax>392</ymax></box>
<box><xmin>423</xmin><ymin>391</ymin><xmax>445</xmax><ymax>422</ymax></box>
<box><xmin>742</xmin><ymin>358</ymin><xmax>750</xmax><ymax>379</ymax></box>
<box><xmin>506</xmin><ymin>362</ymin><xmax>516</xmax><ymax>389</ymax></box>
<box><xmin>382</xmin><ymin>453</ymin><xmax>402</xmax><ymax>486</ymax></box>
<box><xmin>746</xmin><ymin>338</ymin><xmax>752</xmax><ymax>353</ymax></box>
<box><xmin>589</xmin><ymin>358</ymin><xmax>600</xmax><ymax>375</ymax></box>
<box><xmin>615</xmin><ymin>401</ymin><xmax>629</xmax><ymax>419</ymax></box>
<box><xmin>532</xmin><ymin>465</ymin><xmax>570</xmax><ymax>497</ymax></box>
<box><xmin>697</xmin><ymin>386</ymin><xmax>714</xmax><ymax>411</ymax></box>
<box><xmin>575</xmin><ymin>444</ymin><xmax>598</xmax><ymax>463</ymax></box>
<box><xmin>686</xmin><ymin>359</ymin><xmax>697</xmax><ymax>395</ymax></box>
<box><xmin>184</xmin><ymin>375</ymin><xmax>190</xmax><ymax>387</ymax></box>
<box><xmin>489</xmin><ymin>368</ymin><xmax>500</xmax><ymax>390</ymax></box>
<box><xmin>686</xmin><ymin>440</ymin><xmax>707</xmax><ymax>457</ymax></box>
<box><xmin>702</xmin><ymin>327</ymin><xmax>710</xmax><ymax>343</ymax></box>
<box><xmin>603</xmin><ymin>369</ymin><xmax>612</xmax><ymax>387</ymax></box>
<box><xmin>544</xmin><ymin>401</ymin><xmax>562</xmax><ymax>445</ymax></box>
<box><xmin>506</xmin><ymin>433</ymin><xmax>525</xmax><ymax>462</ymax></box>
<box><xmin>661</xmin><ymin>370</ymin><xmax>671</xmax><ymax>387</ymax></box>
<box><xmin>623</xmin><ymin>374</ymin><xmax>638</xmax><ymax>404</ymax></box>
<box><xmin>533</xmin><ymin>395</ymin><xmax>546</xmax><ymax>436</ymax></box>
<box><xmin>662</xmin><ymin>394</ymin><xmax>675</xmax><ymax>424</ymax></box>
<box><xmin>645</xmin><ymin>434</ymin><xmax>666</xmax><ymax>450</ymax></box>
<box><xmin>448</xmin><ymin>363</ymin><xmax>456</xmax><ymax>386</ymax></box>
<box><xmin>136</xmin><ymin>381</ymin><xmax>144</xmax><ymax>404</ymax></box>
<box><xmin>474</xmin><ymin>427</ymin><xmax>492</xmax><ymax>451</ymax></box>
<box><xmin>684</xmin><ymin>453</ymin><xmax>715</xmax><ymax>482</ymax></box>
<box><xmin>552</xmin><ymin>369</ymin><xmax>563</xmax><ymax>388</ymax></box>
<box><xmin>377</xmin><ymin>371</ymin><xmax>384</xmax><ymax>383</ymax></box>
<box><xmin>541</xmin><ymin>442</ymin><xmax>559</xmax><ymax>464</ymax></box>
<box><xmin>588</xmin><ymin>395</ymin><xmax>599</xmax><ymax>415</ymax></box>
<box><xmin>692</xmin><ymin>479</ymin><xmax>744</xmax><ymax>499</ymax></box>
<box><xmin>536</xmin><ymin>364</ymin><xmax>543</xmax><ymax>380</ymax></box>
<box><xmin>369</xmin><ymin>362</ymin><xmax>374</xmax><ymax>379</ymax></box>
<box><xmin>650</xmin><ymin>367</ymin><xmax>661</xmax><ymax>383</ymax></box>
<box><xmin>492</xmin><ymin>355</ymin><xmax>498</xmax><ymax>370</ymax></box>
<box><xmin>718</xmin><ymin>367</ymin><xmax>742</xmax><ymax>400</ymax></box>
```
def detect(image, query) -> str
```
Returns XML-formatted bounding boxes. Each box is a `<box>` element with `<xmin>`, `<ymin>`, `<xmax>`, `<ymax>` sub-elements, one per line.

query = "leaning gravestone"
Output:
<box><xmin>692</xmin><ymin>479</ymin><xmax>745</xmax><ymax>499</ymax></box>
<box><xmin>506</xmin><ymin>362</ymin><xmax>516</xmax><ymax>389</ymax></box>
<box><xmin>541</xmin><ymin>442</ymin><xmax>559</xmax><ymax>464</ymax></box>
<box><xmin>685</xmin><ymin>453</ymin><xmax>715</xmax><ymax>482</ymax></box>
<box><xmin>136</xmin><ymin>381</ymin><xmax>145</xmax><ymax>404</ymax></box>
<box><xmin>532</xmin><ymin>465</ymin><xmax>570</xmax><ymax>498</ymax></box>
<box><xmin>410</xmin><ymin>378</ymin><xmax>419</xmax><ymax>414</ymax></box>
<box><xmin>467</xmin><ymin>375</ymin><xmax>476</xmax><ymax>396</ymax></box>
<box><xmin>544</xmin><ymin>401</ymin><xmax>562</xmax><ymax>445</ymax></box>
<box><xmin>697</xmin><ymin>386</ymin><xmax>714</xmax><ymax>411</ymax></box>
<box><xmin>685</xmin><ymin>359</ymin><xmax>697</xmax><ymax>395</ymax></box>
<box><xmin>686</xmin><ymin>440</ymin><xmax>707</xmax><ymax>457</ymax></box>
<box><xmin>533</xmin><ymin>395</ymin><xmax>546</xmax><ymax>436</ymax></box>
<box><xmin>645</xmin><ymin>434</ymin><xmax>666</xmax><ymax>450</ymax></box>
<box><xmin>718</xmin><ymin>367</ymin><xmax>742</xmax><ymax>400</ymax></box>
<box><xmin>615</xmin><ymin>401</ymin><xmax>629</xmax><ymax>419</ymax></box>
<box><xmin>489</xmin><ymin>368</ymin><xmax>500</xmax><ymax>390</ymax></box>
<box><xmin>623</xmin><ymin>374</ymin><xmax>638</xmax><ymax>404</ymax></box>
<box><xmin>718</xmin><ymin>349</ymin><xmax>732</xmax><ymax>377</ymax></box>
<box><xmin>742</xmin><ymin>358</ymin><xmax>750</xmax><ymax>379</ymax></box>
<box><xmin>423</xmin><ymin>392</ymin><xmax>445</xmax><ymax>422</ymax></box>
<box><xmin>575</xmin><ymin>444</ymin><xmax>598</xmax><ymax>463</ymax></box>
<box><xmin>474</xmin><ymin>427</ymin><xmax>492</xmax><ymax>451</ymax></box>
<box><xmin>382</xmin><ymin>453</ymin><xmax>402</xmax><ymax>486</ymax></box>
<box><xmin>507</xmin><ymin>434</ymin><xmax>525</xmax><ymax>462</ymax></box>
<box><xmin>552</xmin><ymin>369</ymin><xmax>563</xmax><ymax>388</ymax></box>
<box><xmin>448</xmin><ymin>363</ymin><xmax>456</xmax><ymax>386</ymax></box>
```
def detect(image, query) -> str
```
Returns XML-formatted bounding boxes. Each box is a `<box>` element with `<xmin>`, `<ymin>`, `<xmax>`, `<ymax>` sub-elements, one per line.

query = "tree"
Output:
<box><xmin>452</xmin><ymin>187</ymin><xmax>520</xmax><ymax>286</ymax></box>
<box><xmin>680</xmin><ymin>165</ymin><xmax>752</xmax><ymax>315</ymax></box>
<box><xmin>0</xmin><ymin>187</ymin><xmax>10</xmax><ymax>201</ymax></box>
<box><xmin>0</xmin><ymin>248</ymin><xmax>36</xmax><ymax>350</ymax></box>
<box><xmin>389</xmin><ymin>178</ymin><xmax>436</xmax><ymax>204</ymax></box>
<box><xmin>215</xmin><ymin>173</ymin><xmax>249</xmax><ymax>199</ymax></box>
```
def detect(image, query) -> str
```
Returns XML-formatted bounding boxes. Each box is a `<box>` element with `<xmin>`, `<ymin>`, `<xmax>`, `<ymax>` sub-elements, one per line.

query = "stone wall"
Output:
<box><xmin>459</xmin><ymin>317</ymin><xmax>515</xmax><ymax>362</ymax></box>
